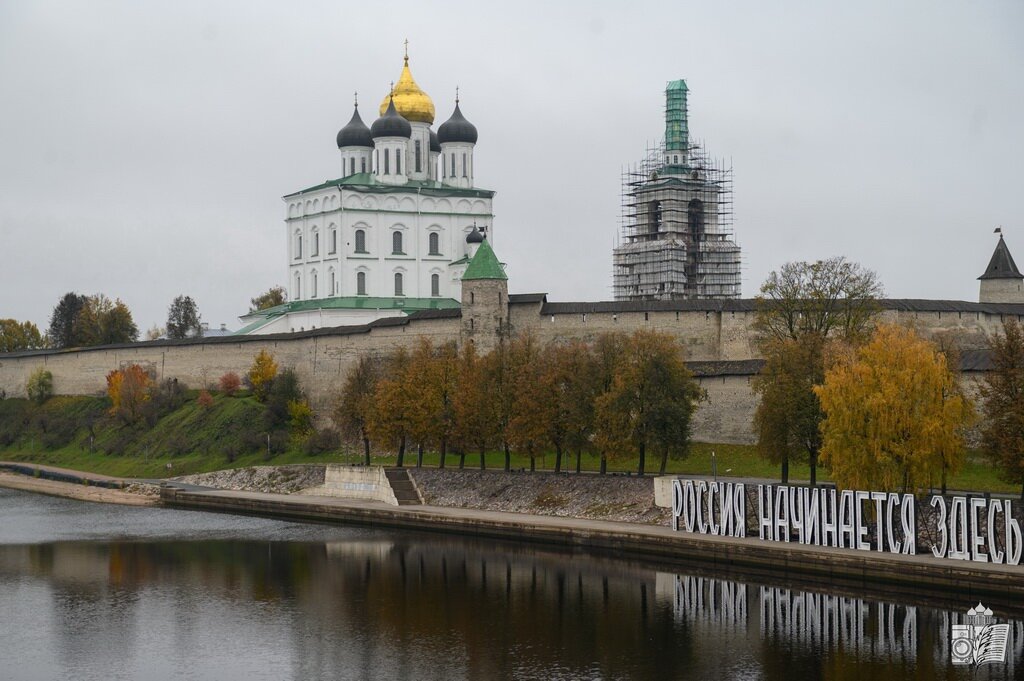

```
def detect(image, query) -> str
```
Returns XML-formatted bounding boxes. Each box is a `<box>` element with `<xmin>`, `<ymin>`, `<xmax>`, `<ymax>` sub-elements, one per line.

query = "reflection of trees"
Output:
<box><xmin>0</xmin><ymin>536</ymin><xmax>1019</xmax><ymax>679</ymax></box>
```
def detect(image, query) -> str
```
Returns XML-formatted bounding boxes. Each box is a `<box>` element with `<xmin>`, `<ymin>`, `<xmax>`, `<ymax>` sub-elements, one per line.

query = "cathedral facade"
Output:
<box><xmin>238</xmin><ymin>53</ymin><xmax>494</xmax><ymax>335</ymax></box>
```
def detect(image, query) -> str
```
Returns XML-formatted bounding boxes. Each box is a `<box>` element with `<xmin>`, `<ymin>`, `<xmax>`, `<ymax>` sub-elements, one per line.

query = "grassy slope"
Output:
<box><xmin>0</xmin><ymin>396</ymin><xmax>1016</xmax><ymax>493</ymax></box>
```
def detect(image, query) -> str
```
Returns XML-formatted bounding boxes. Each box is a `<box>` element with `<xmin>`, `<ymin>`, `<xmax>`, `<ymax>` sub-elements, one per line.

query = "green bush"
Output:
<box><xmin>303</xmin><ymin>428</ymin><xmax>340</xmax><ymax>455</ymax></box>
<box><xmin>26</xmin><ymin>368</ymin><xmax>53</xmax><ymax>405</ymax></box>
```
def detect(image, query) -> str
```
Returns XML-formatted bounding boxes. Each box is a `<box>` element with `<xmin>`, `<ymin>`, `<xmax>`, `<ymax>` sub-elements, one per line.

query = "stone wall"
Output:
<box><xmin>1</xmin><ymin>298</ymin><xmax>1020</xmax><ymax>446</ymax></box>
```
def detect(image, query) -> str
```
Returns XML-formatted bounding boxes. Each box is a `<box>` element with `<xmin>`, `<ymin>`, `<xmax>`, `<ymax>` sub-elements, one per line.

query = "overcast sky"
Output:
<box><xmin>1</xmin><ymin>1</ymin><xmax>1021</xmax><ymax>333</ymax></box>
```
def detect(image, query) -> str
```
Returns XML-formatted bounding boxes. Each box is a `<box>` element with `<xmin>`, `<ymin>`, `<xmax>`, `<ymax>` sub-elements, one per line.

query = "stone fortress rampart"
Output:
<box><xmin>1</xmin><ymin>295</ymin><xmax>1020</xmax><ymax>445</ymax></box>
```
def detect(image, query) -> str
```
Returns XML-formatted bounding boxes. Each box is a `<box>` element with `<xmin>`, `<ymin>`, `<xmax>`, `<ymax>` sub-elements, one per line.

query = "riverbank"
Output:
<box><xmin>161</xmin><ymin>483</ymin><xmax>1024</xmax><ymax>602</ymax></box>
<box><xmin>0</xmin><ymin>470</ymin><xmax>158</xmax><ymax>505</ymax></box>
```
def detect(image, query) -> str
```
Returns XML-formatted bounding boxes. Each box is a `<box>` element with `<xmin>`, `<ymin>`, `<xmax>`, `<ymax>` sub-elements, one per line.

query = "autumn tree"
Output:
<box><xmin>403</xmin><ymin>339</ymin><xmax>460</xmax><ymax>468</ymax></box>
<box><xmin>106</xmin><ymin>364</ymin><xmax>154</xmax><ymax>424</ymax></box>
<box><xmin>978</xmin><ymin>319</ymin><xmax>1024</xmax><ymax>500</ymax></box>
<box><xmin>594</xmin><ymin>330</ymin><xmax>703</xmax><ymax>476</ymax></box>
<box><xmin>506</xmin><ymin>334</ymin><xmax>548</xmax><ymax>471</ymax></box>
<box><xmin>248</xmin><ymin>350</ymin><xmax>278</xmax><ymax>401</ymax></box>
<box><xmin>452</xmin><ymin>342</ymin><xmax>498</xmax><ymax>469</ymax></box>
<box><xmin>250</xmin><ymin>286</ymin><xmax>287</xmax><ymax>312</ymax></box>
<box><xmin>483</xmin><ymin>340</ymin><xmax>516</xmax><ymax>471</ymax></box>
<box><xmin>367</xmin><ymin>348</ymin><xmax>413</xmax><ymax>466</ymax></box>
<box><xmin>752</xmin><ymin>257</ymin><xmax>882</xmax><ymax>483</ymax></box>
<box><xmin>218</xmin><ymin>372</ymin><xmax>241</xmax><ymax>396</ymax></box>
<box><xmin>537</xmin><ymin>341</ymin><xmax>598</xmax><ymax>474</ymax></box>
<box><xmin>100</xmin><ymin>298</ymin><xmax>139</xmax><ymax>344</ymax></box>
<box><xmin>591</xmin><ymin>333</ymin><xmax>628</xmax><ymax>474</ymax></box>
<box><xmin>752</xmin><ymin>336</ymin><xmax>825</xmax><ymax>485</ymax></box>
<box><xmin>167</xmin><ymin>295</ymin><xmax>202</xmax><ymax>339</ymax></box>
<box><xmin>0</xmin><ymin>319</ymin><xmax>46</xmax><ymax>353</ymax></box>
<box><xmin>333</xmin><ymin>354</ymin><xmax>384</xmax><ymax>465</ymax></box>
<box><xmin>814</xmin><ymin>324</ymin><xmax>975</xmax><ymax>493</ymax></box>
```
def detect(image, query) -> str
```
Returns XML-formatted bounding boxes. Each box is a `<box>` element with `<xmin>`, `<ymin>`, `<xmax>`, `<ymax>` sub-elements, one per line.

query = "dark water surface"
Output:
<box><xmin>0</xmin><ymin>487</ymin><xmax>1021</xmax><ymax>680</ymax></box>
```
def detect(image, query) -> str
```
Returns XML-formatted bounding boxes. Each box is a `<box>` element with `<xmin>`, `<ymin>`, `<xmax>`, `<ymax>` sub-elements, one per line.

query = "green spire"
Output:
<box><xmin>665</xmin><ymin>79</ymin><xmax>688</xmax><ymax>154</ymax></box>
<box><xmin>462</xmin><ymin>239</ymin><xmax>507</xmax><ymax>281</ymax></box>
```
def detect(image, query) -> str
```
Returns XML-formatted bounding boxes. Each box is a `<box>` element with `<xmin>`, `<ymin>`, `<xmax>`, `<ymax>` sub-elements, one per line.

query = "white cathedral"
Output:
<box><xmin>238</xmin><ymin>51</ymin><xmax>495</xmax><ymax>335</ymax></box>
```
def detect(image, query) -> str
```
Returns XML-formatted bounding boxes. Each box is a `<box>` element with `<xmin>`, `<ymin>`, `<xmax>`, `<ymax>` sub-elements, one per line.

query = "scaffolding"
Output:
<box><xmin>612</xmin><ymin>81</ymin><xmax>742</xmax><ymax>301</ymax></box>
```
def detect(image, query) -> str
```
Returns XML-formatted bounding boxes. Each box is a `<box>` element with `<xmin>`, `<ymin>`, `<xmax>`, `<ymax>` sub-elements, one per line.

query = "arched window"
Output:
<box><xmin>294</xmin><ymin>272</ymin><xmax>301</xmax><ymax>300</ymax></box>
<box><xmin>328</xmin><ymin>269</ymin><xmax>336</xmax><ymax>296</ymax></box>
<box><xmin>384</xmin><ymin>149</ymin><xmax>390</xmax><ymax>174</ymax></box>
<box><xmin>296</xmin><ymin>234</ymin><xmax>303</xmax><ymax>259</ymax></box>
<box><xmin>374</xmin><ymin>150</ymin><xmax>378</xmax><ymax>173</ymax></box>
<box><xmin>355</xmin><ymin>229</ymin><xmax>366</xmax><ymax>253</ymax></box>
<box><xmin>415</xmin><ymin>140</ymin><xmax>422</xmax><ymax>173</ymax></box>
<box><xmin>431</xmin><ymin>273</ymin><xmax>440</xmax><ymax>297</ymax></box>
<box><xmin>462</xmin><ymin>153</ymin><xmax>467</xmax><ymax>177</ymax></box>
<box><xmin>428</xmin><ymin>232</ymin><xmax>440</xmax><ymax>255</ymax></box>
<box><xmin>392</xmin><ymin>230</ymin><xmax>403</xmax><ymax>254</ymax></box>
<box><xmin>396</xmin><ymin>150</ymin><xmax>401</xmax><ymax>174</ymax></box>
<box><xmin>470</xmin><ymin>291</ymin><xmax>475</xmax><ymax>304</ymax></box>
<box><xmin>357</xmin><ymin>271</ymin><xmax>367</xmax><ymax>296</ymax></box>
<box><xmin>394</xmin><ymin>272</ymin><xmax>404</xmax><ymax>296</ymax></box>
<box><xmin>312</xmin><ymin>231</ymin><xmax>319</xmax><ymax>257</ymax></box>
<box><xmin>329</xmin><ymin>227</ymin><xmax>337</xmax><ymax>254</ymax></box>
<box><xmin>450</xmin><ymin>154</ymin><xmax>456</xmax><ymax>177</ymax></box>
<box><xmin>349</xmin><ymin>157</ymin><xmax>355</xmax><ymax>176</ymax></box>
<box><xmin>311</xmin><ymin>270</ymin><xmax>318</xmax><ymax>298</ymax></box>
<box><xmin>361</xmin><ymin>157</ymin><xmax>366</xmax><ymax>173</ymax></box>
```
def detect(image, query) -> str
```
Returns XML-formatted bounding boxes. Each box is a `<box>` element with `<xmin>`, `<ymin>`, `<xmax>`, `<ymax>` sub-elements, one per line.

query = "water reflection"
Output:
<box><xmin>0</xmin><ymin>488</ymin><xmax>1021</xmax><ymax>679</ymax></box>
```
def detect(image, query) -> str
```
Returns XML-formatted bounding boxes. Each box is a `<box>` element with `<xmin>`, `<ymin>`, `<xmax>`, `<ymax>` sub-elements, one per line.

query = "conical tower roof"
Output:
<box><xmin>462</xmin><ymin>239</ymin><xmax>507</xmax><ymax>281</ymax></box>
<box><xmin>979</xmin><ymin>235</ymin><xmax>1023</xmax><ymax>280</ymax></box>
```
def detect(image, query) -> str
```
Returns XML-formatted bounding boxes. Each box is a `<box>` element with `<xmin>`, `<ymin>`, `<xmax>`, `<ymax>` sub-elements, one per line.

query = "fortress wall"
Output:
<box><xmin>514</xmin><ymin>309</ymin><xmax>729</xmax><ymax>360</ymax></box>
<box><xmin>0</xmin><ymin>316</ymin><xmax>463</xmax><ymax>413</ymax></box>
<box><xmin>0</xmin><ymin>303</ymin><xmax>1016</xmax><ymax>446</ymax></box>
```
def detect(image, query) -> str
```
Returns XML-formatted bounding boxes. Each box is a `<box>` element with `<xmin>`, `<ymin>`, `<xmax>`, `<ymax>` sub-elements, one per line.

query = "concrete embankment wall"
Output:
<box><xmin>303</xmin><ymin>466</ymin><xmax>399</xmax><ymax>505</ymax></box>
<box><xmin>160</xmin><ymin>485</ymin><xmax>1024</xmax><ymax>601</ymax></box>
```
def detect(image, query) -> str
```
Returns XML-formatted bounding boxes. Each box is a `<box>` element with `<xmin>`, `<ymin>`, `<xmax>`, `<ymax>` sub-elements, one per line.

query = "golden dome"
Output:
<box><xmin>380</xmin><ymin>56</ymin><xmax>435</xmax><ymax>124</ymax></box>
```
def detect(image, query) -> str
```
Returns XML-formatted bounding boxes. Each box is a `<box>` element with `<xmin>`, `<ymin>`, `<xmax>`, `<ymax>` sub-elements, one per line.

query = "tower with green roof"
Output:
<box><xmin>460</xmin><ymin>238</ymin><xmax>509</xmax><ymax>350</ymax></box>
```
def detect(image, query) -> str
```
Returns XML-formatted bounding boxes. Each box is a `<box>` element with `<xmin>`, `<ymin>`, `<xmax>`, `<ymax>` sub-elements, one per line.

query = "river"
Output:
<box><xmin>0</xmin><ymin>487</ymin><xmax>1019</xmax><ymax>680</ymax></box>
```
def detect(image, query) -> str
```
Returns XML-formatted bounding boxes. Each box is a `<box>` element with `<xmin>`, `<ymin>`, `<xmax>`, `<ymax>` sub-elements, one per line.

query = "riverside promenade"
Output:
<box><xmin>160</xmin><ymin>482</ymin><xmax>1024</xmax><ymax>602</ymax></box>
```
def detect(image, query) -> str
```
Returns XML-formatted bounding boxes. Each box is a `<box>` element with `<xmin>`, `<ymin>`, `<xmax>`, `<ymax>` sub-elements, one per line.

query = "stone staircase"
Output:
<box><xmin>385</xmin><ymin>468</ymin><xmax>423</xmax><ymax>506</ymax></box>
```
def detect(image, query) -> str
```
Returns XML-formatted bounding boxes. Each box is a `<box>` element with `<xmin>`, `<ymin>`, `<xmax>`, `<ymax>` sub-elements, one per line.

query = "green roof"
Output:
<box><xmin>255</xmin><ymin>296</ymin><xmax>461</xmax><ymax>317</ymax></box>
<box><xmin>284</xmin><ymin>174</ymin><xmax>496</xmax><ymax>199</ymax></box>
<box><xmin>462</xmin><ymin>240</ymin><xmax>507</xmax><ymax>281</ymax></box>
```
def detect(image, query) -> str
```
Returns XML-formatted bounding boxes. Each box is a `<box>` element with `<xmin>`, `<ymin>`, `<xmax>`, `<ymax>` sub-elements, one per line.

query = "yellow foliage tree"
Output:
<box><xmin>814</xmin><ymin>324</ymin><xmax>975</xmax><ymax>493</ymax></box>
<box><xmin>106</xmin><ymin>364</ymin><xmax>153</xmax><ymax>424</ymax></box>
<box><xmin>248</xmin><ymin>350</ymin><xmax>278</xmax><ymax>401</ymax></box>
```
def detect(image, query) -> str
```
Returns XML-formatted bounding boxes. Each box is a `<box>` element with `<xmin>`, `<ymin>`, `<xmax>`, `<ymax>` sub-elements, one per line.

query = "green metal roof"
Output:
<box><xmin>461</xmin><ymin>240</ymin><xmax>507</xmax><ymax>281</ymax></box>
<box><xmin>255</xmin><ymin>296</ymin><xmax>461</xmax><ymax>317</ymax></box>
<box><xmin>284</xmin><ymin>174</ymin><xmax>496</xmax><ymax>199</ymax></box>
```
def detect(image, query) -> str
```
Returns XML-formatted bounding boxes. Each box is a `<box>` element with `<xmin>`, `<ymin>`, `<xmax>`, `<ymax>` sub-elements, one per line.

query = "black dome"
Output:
<box><xmin>466</xmin><ymin>225</ymin><xmax>485</xmax><ymax>243</ymax></box>
<box><xmin>437</xmin><ymin>102</ymin><xmax>478</xmax><ymax>145</ymax></box>
<box><xmin>429</xmin><ymin>129</ymin><xmax>441</xmax><ymax>153</ymax></box>
<box><xmin>370</xmin><ymin>98</ymin><xmax>412</xmax><ymax>139</ymax></box>
<box><xmin>336</xmin><ymin>105</ymin><xmax>372</xmax><ymax>148</ymax></box>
